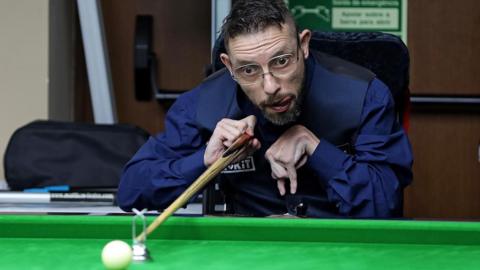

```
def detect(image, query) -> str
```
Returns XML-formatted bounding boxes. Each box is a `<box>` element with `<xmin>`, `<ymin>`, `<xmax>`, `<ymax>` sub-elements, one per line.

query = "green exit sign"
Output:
<box><xmin>286</xmin><ymin>0</ymin><xmax>407</xmax><ymax>43</ymax></box>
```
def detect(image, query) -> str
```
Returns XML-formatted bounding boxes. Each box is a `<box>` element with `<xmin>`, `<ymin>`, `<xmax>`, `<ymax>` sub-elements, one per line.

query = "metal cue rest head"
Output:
<box><xmin>131</xmin><ymin>208</ymin><xmax>151</xmax><ymax>262</ymax></box>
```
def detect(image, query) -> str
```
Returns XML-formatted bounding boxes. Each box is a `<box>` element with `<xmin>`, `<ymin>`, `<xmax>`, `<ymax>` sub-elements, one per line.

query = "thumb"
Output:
<box><xmin>242</xmin><ymin>115</ymin><xmax>257</xmax><ymax>135</ymax></box>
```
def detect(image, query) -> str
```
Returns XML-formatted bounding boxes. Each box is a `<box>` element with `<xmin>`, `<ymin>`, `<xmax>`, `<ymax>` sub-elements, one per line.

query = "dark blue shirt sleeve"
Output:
<box><xmin>306</xmin><ymin>78</ymin><xmax>413</xmax><ymax>217</ymax></box>
<box><xmin>117</xmin><ymin>91</ymin><xmax>207</xmax><ymax>211</ymax></box>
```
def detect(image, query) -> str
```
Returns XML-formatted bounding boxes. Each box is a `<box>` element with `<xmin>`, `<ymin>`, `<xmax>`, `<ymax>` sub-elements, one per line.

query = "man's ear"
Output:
<box><xmin>298</xmin><ymin>29</ymin><xmax>311</xmax><ymax>59</ymax></box>
<box><xmin>220</xmin><ymin>53</ymin><xmax>233</xmax><ymax>73</ymax></box>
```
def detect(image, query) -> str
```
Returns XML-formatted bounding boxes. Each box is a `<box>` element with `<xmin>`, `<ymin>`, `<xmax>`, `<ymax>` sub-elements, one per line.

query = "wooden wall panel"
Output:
<box><xmin>99</xmin><ymin>0</ymin><xmax>211</xmax><ymax>134</ymax></box>
<box><xmin>405</xmin><ymin>113</ymin><xmax>480</xmax><ymax>218</ymax></box>
<box><xmin>406</xmin><ymin>0</ymin><xmax>480</xmax><ymax>218</ymax></box>
<box><xmin>408</xmin><ymin>0</ymin><xmax>480</xmax><ymax>95</ymax></box>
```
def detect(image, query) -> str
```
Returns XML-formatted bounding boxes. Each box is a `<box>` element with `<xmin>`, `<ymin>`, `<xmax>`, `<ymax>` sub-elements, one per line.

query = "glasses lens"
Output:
<box><xmin>232</xmin><ymin>53</ymin><xmax>298</xmax><ymax>85</ymax></box>
<box><xmin>233</xmin><ymin>64</ymin><xmax>261</xmax><ymax>84</ymax></box>
<box><xmin>268</xmin><ymin>54</ymin><xmax>296</xmax><ymax>77</ymax></box>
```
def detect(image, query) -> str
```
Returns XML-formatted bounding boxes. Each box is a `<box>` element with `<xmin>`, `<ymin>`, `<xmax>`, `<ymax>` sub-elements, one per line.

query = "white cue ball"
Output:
<box><xmin>101</xmin><ymin>240</ymin><xmax>133</xmax><ymax>270</ymax></box>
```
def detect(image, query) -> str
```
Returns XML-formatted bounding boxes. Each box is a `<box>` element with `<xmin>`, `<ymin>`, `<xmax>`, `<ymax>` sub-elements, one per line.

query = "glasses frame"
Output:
<box><xmin>230</xmin><ymin>47</ymin><xmax>300</xmax><ymax>86</ymax></box>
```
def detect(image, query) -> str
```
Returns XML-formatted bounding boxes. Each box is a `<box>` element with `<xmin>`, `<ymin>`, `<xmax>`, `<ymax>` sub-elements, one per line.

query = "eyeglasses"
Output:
<box><xmin>231</xmin><ymin>51</ymin><xmax>300</xmax><ymax>85</ymax></box>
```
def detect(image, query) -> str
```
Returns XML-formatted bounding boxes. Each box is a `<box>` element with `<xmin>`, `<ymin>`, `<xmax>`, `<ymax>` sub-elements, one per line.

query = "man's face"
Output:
<box><xmin>221</xmin><ymin>24</ymin><xmax>311</xmax><ymax>125</ymax></box>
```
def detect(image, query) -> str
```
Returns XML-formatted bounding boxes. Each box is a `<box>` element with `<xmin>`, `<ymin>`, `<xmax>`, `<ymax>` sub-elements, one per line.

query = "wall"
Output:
<box><xmin>0</xmin><ymin>0</ymin><xmax>49</xmax><ymax>180</ymax></box>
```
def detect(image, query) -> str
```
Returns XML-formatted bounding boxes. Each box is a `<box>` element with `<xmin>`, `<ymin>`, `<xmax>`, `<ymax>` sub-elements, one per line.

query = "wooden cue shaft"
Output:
<box><xmin>136</xmin><ymin>135</ymin><xmax>251</xmax><ymax>241</ymax></box>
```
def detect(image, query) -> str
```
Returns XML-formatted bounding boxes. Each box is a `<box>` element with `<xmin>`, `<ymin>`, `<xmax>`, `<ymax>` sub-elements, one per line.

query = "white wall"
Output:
<box><xmin>0</xmin><ymin>0</ymin><xmax>50</xmax><ymax>180</ymax></box>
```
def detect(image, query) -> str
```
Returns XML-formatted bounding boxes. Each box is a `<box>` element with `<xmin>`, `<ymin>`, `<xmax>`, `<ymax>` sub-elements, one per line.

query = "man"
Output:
<box><xmin>118</xmin><ymin>0</ymin><xmax>413</xmax><ymax>218</ymax></box>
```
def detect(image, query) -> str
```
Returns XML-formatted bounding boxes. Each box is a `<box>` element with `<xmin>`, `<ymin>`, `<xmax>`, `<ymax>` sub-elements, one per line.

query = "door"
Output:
<box><xmin>404</xmin><ymin>0</ymin><xmax>480</xmax><ymax>218</ymax></box>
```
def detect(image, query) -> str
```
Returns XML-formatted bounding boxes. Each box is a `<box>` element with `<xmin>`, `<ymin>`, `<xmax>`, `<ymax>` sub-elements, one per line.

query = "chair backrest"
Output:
<box><xmin>210</xmin><ymin>31</ymin><xmax>410</xmax><ymax>129</ymax></box>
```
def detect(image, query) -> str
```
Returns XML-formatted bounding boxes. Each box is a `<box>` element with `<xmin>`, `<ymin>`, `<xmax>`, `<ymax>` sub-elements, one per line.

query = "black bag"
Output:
<box><xmin>4</xmin><ymin>120</ymin><xmax>149</xmax><ymax>191</ymax></box>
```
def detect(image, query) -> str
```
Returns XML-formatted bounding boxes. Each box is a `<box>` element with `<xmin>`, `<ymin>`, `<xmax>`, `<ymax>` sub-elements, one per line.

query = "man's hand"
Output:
<box><xmin>265</xmin><ymin>125</ymin><xmax>320</xmax><ymax>195</ymax></box>
<box><xmin>204</xmin><ymin>115</ymin><xmax>261</xmax><ymax>167</ymax></box>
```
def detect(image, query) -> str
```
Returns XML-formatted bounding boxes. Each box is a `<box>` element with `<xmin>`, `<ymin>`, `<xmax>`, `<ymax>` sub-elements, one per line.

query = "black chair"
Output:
<box><xmin>204</xmin><ymin>31</ymin><xmax>411</xmax><ymax>215</ymax></box>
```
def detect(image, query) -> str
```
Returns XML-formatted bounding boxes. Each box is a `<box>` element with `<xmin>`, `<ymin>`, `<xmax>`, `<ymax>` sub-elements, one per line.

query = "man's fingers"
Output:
<box><xmin>266</xmin><ymin>153</ymin><xmax>291</xmax><ymax>196</ymax></box>
<box><xmin>269</xmin><ymin>160</ymin><xmax>288</xmax><ymax>179</ymax></box>
<box><xmin>276</xmin><ymin>178</ymin><xmax>286</xmax><ymax>196</ymax></box>
<box><xmin>286</xmin><ymin>165</ymin><xmax>297</xmax><ymax>194</ymax></box>
<box><xmin>295</xmin><ymin>154</ymin><xmax>308</xmax><ymax>169</ymax></box>
<box><xmin>245</xmin><ymin>139</ymin><xmax>261</xmax><ymax>156</ymax></box>
<box><xmin>217</xmin><ymin>120</ymin><xmax>246</xmax><ymax>139</ymax></box>
<box><xmin>216</xmin><ymin>127</ymin><xmax>239</xmax><ymax>148</ymax></box>
<box><xmin>242</xmin><ymin>115</ymin><xmax>257</xmax><ymax>135</ymax></box>
<box><xmin>206</xmin><ymin>116</ymin><xmax>258</xmax><ymax>167</ymax></box>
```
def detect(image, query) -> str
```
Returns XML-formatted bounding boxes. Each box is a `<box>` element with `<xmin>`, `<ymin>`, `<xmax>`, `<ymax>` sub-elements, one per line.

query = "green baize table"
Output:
<box><xmin>0</xmin><ymin>215</ymin><xmax>479</xmax><ymax>269</ymax></box>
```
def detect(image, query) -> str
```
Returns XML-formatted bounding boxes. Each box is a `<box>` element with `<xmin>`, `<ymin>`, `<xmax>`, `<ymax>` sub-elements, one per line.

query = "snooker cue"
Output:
<box><xmin>136</xmin><ymin>133</ymin><xmax>252</xmax><ymax>241</ymax></box>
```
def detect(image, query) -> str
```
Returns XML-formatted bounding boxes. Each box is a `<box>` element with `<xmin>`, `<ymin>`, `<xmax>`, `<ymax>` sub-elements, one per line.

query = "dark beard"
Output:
<box><xmin>261</xmin><ymin>89</ymin><xmax>304</xmax><ymax>126</ymax></box>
